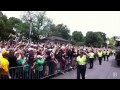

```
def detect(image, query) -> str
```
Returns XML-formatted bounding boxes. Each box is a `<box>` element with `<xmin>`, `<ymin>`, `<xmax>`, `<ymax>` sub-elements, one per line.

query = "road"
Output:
<box><xmin>52</xmin><ymin>55</ymin><xmax>120</xmax><ymax>79</ymax></box>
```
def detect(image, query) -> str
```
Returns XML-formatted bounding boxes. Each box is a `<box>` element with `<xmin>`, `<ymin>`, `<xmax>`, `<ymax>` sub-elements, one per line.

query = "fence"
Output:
<box><xmin>0</xmin><ymin>57</ymin><xmax>77</xmax><ymax>79</ymax></box>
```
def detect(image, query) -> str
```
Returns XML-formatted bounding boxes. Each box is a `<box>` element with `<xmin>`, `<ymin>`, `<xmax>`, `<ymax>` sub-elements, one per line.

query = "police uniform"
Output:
<box><xmin>76</xmin><ymin>53</ymin><xmax>87</xmax><ymax>79</ymax></box>
<box><xmin>103</xmin><ymin>50</ymin><xmax>106</xmax><ymax>61</ymax></box>
<box><xmin>97</xmin><ymin>51</ymin><xmax>103</xmax><ymax>65</ymax></box>
<box><xmin>89</xmin><ymin>51</ymin><xmax>95</xmax><ymax>69</ymax></box>
<box><xmin>106</xmin><ymin>50</ymin><xmax>110</xmax><ymax>61</ymax></box>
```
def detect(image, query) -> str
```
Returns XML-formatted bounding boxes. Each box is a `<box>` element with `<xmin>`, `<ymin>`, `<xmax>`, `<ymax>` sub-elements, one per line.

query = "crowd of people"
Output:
<box><xmin>0</xmin><ymin>37</ymin><xmax>115</xmax><ymax>79</ymax></box>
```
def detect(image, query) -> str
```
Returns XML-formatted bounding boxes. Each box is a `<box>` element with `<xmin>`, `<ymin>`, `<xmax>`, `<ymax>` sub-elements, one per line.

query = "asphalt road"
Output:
<box><xmin>52</xmin><ymin>55</ymin><xmax>120</xmax><ymax>79</ymax></box>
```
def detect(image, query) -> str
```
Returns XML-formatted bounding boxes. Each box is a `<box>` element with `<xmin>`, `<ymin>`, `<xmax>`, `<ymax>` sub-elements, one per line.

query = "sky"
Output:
<box><xmin>2</xmin><ymin>11</ymin><xmax>120</xmax><ymax>38</ymax></box>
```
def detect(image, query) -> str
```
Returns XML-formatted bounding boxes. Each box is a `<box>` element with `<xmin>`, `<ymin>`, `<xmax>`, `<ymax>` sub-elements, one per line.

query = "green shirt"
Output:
<box><xmin>17</xmin><ymin>57</ymin><xmax>24</xmax><ymax>66</ymax></box>
<box><xmin>17</xmin><ymin>57</ymin><xmax>29</xmax><ymax>71</ymax></box>
<box><xmin>35</xmin><ymin>59</ymin><xmax>44</xmax><ymax>71</ymax></box>
<box><xmin>23</xmin><ymin>63</ymin><xmax>29</xmax><ymax>72</ymax></box>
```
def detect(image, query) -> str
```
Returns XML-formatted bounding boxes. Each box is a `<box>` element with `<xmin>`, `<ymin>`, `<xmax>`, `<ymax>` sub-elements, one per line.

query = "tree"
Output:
<box><xmin>109</xmin><ymin>37</ymin><xmax>115</xmax><ymax>49</ymax></box>
<box><xmin>21</xmin><ymin>11</ymin><xmax>53</xmax><ymax>42</ymax></box>
<box><xmin>72</xmin><ymin>31</ymin><xmax>84</xmax><ymax>42</ymax></box>
<box><xmin>96</xmin><ymin>32</ymin><xmax>107</xmax><ymax>46</ymax></box>
<box><xmin>72</xmin><ymin>31</ymin><xmax>84</xmax><ymax>45</ymax></box>
<box><xmin>0</xmin><ymin>12</ymin><xmax>10</xmax><ymax>40</ymax></box>
<box><xmin>85</xmin><ymin>31</ymin><xmax>105</xmax><ymax>47</ymax></box>
<box><xmin>54</xmin><ymin>24</ymin><xmax>70</xmax><ymax>40</ymax></box>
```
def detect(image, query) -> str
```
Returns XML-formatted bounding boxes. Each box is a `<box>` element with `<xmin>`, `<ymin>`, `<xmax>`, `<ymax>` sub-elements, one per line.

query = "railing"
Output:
<box><xmin>0</xmin><ymin>57</ymin><xmax>77</xmax><ymax>79</ymax></box>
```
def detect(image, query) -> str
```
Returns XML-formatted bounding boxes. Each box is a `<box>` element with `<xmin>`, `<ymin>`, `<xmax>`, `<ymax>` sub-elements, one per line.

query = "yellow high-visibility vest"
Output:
<box><xmin>89</xmin><ymin>52</ymin><xmax>94</xmax><ymax>58</ymax></box>
<box><xmin>107</xmin><ymin>51</ymin><xmax>110</xmax><ymax>55</ymax></box>
<box><xmin>98</xmin><ymin>52</ymin><xmax>103</xmax><ymax>57</ymax></box>
<box><xmin>103</xmin><ymin>51</ymin><xmax>106</xmax><ymax>55</ymax></box>
<box><xmin>76</xmin><ymin>55</ymin><xmax>87</xmax><ymax>65</ymax></box>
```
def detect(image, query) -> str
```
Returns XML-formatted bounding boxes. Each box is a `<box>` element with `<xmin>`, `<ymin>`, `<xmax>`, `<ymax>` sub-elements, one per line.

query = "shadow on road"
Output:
<box><xmin>111</xmin><ymin>58</ymin><xmax>120</xmax><ymax>68</ymax></box>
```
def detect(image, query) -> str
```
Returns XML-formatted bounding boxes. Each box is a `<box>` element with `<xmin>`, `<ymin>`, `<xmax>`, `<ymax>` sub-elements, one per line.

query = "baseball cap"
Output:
<box><xmin>28</xmin><ymin>48</ymin><xmax>33</xmax><ymax>51</ymax></box>
<box><xmin>37</xmin><ymin>55</ymin><xmax>43</xmax><ymax>59</ymax></box>
<box><xmin>9</xmin><ymin>48</ymin><xmax>14</xmax><ymax>51</ymax></box>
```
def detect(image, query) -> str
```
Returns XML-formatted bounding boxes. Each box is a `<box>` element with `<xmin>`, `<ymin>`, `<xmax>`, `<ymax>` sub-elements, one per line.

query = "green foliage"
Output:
<box><xmin>71</xmin><ymin>31</ymin><xmax>84</xmax><ymax>46</ymax></box>
<box><xmin>52</xmin><ymin>24</ymin><xmax>70</xmax><ymax>40</ymax></box>
<box><xmin>20</xmin><ymin>11</ymin><xmax>71</xmax><ymax>42</ymax></box>
<box><xmin>85</xmin><ymin>31</ymin><xmax>106</xmax><ymax>47</ymax></box>
<box><xmin>0</xmin><ymin>11</ymin><xmax>109</xmax><ymax>48</ymax></box>
<box><xmin>109</xmin><ymin>37</ymin><xmax>115</xmax><ymax>49</ymax></box>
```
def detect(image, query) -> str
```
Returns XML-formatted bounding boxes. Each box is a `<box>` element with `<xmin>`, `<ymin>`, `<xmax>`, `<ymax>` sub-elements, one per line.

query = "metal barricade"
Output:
<box><xmin>0</xmin><ymin>59</ymin><xmax>77</xmax><ymax>79</ymax></box>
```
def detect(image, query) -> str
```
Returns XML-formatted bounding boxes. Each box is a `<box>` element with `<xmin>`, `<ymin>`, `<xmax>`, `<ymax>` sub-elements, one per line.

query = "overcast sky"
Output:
<box><xmin>2</xmin><ymin>11</ymin><xmax>120</xmax><ymax>37</ymax></box>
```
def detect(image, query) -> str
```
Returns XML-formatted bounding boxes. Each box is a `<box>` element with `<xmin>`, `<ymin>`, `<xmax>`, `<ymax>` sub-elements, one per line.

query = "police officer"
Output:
<box><xmin>97</xmin><ymin>50</ymin><xmax>103</xmax><ymax>65</ymax></box>
<box><xmin>106</xmin><ymin>50</ymin><xmax>110</xmax><ymax>61</ymax></box>
<box><xmin>76</xmin><ymin>50</ymin><xmax>88</xmax><ymax>79</ymax></box>
<box><xmin>89</xmin><ymin>50</ymin><xmax>95</xmax><ymax>69</ymax></box>
<box><xmin>103</xmin><ymin>50</ymin><xmax>106</xmax><ymax>61</ymax></box>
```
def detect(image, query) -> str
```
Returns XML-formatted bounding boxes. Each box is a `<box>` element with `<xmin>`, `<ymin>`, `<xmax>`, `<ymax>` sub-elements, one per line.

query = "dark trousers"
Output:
<box><xmin>77</xmin><ymin>65</ymin><xmax>86</xmax><ymax>79</ymax></box>
<box><xmin>103</xmin><ymin>55</ymin><xmax>106</xmax><ymax>61</ymax></box>
<box><xmin>98</xmin><ymin>57</ymin><xmax>102</xmax><ymax>65</ymax></box>
<box><xmin>0</xmin><ymin>75</ymin><xmax>9</xmax><ymax>79</ymax></box>
<box><xmin>107</xmin><ymin>55</ymin><xmax>109</xmax><ymax>61</ymax></box>
<box><xmin>89</xmin><ymin>58</ymin><xmax>94</xmax><ymax>68</ymax></box>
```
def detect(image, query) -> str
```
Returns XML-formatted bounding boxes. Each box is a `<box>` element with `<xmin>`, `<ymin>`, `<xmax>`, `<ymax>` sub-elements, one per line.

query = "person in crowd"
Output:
<box><xmin>33</xmin><ymin>55</ymin><xmax>44</xmax><ymax>79</ymax></box>
<box><xmin>0</xmin><ymin>50</ymin><xmax>11</xmax><ymax>79</ymax></box>
<box><xmin>8</xmin><ymin>49</ymin><xmax>17</xmax><ymax>79</ymax></box>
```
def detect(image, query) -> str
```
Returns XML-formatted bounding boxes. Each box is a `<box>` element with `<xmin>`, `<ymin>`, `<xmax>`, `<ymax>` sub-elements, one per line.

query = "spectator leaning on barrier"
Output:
<box><xmin>16</xmin><ymin>50</ymin><xmax>29</xmax><ymax>79</ymax></box>
<box><xmin>0</xmin><ymin>50</ymin><xmax>11</xmax><ymax>79</ymax></box>
<box><xmin>51</xmin><ymin>52</ymin><xmax>58</xmax><ymax>74</ymax></box>
<box><xmin>8</xmin><ymin>49</ymin><xmax>17</xmax><ymax>79</ymax></box>
<box><xmin>33</xmin><ymin>55</ymin><xmax>44</xmax><ymax>79</ymax></box>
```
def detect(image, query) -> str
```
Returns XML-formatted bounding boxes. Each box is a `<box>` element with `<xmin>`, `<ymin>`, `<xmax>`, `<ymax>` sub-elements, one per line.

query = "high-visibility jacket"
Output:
<box><xmin>76</xmin><ymin>55</ymin><xmax>87</xmax><ymax>65</ymax></box>
<box><xmin>98</xmin><ymin>52</ymin><xmax>103</xmax><ymax>57</ymax></box>
<box><xmin>0</xmin><ymin>57</ymin><xmax>9</xmax><ymax>75</ymax></box>
<box><xmin>107</xmin><ymin>51</ymin><xmax>110</xmax><ymax>55</ymax></box>
<box><xmin>89</xmin><ymin>52</ymin><xmax>94</xmax><ymax>58</ymax></box>
<box><xmin>103</xmin><ymin>51</ymin><xmax>106</xmax><ymax>55</ymax></box>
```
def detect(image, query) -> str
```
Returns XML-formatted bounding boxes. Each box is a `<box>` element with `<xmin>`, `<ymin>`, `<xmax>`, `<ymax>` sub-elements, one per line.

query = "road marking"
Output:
<box><xmin>113</xmin><ymin>72</ymin><xmax>117</xmax><ymax>78</ymax></box>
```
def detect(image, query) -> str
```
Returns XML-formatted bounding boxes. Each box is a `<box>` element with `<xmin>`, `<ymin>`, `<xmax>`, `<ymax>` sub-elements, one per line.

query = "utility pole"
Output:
<box><xmin>29</xmin><ymin>19</ymin><xmax>32</xmax><ymax>45</ymax></box>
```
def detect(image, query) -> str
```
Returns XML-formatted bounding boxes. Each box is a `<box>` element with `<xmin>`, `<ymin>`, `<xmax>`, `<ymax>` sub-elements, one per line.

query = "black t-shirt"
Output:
<box><xmin>55</xmin><ymin>51</ymin><xmax>62</xmax><ymax>61</ymax></box>
<box><xmin>8</xmin><ymin>54</ymin><xmax>17</xmax><ymax>68</ymax></box>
